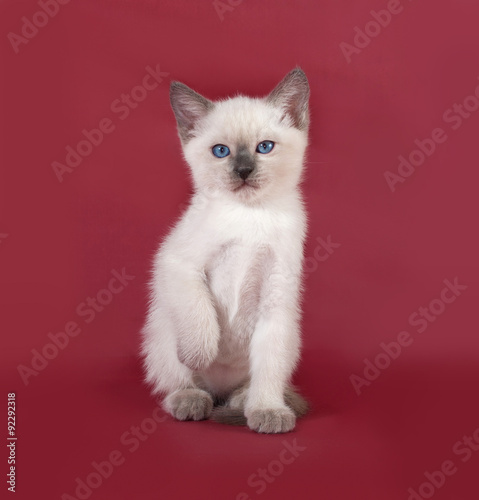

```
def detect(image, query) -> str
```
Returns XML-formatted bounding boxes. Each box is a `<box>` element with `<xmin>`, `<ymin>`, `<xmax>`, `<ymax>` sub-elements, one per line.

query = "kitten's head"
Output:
<box><xmin>170</xmin><ymin>68</ymin><xmax>310</xmax><ymax>204</ymax></box>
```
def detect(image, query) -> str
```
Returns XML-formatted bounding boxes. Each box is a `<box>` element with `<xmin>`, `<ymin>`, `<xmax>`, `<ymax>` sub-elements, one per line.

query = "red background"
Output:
<box><xmin>1</xmin><ymin>1</ymin><xmax>479</xmax><ymax>499</ymax></box>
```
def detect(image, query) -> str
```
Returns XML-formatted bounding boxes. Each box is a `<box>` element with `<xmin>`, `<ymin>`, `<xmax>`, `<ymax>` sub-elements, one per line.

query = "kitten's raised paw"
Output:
<box><xmin>164</xmin><ymin>389</ymin><xmax>213</xmax><ymax>421</ymax></box>
<box><xmin>247</xmin><ymin>407</ymin><xmax>296</xmax><ymax>434</ymax></box>
<box><xmin>177</xmin><ymin>338</ymin><xmax>218</xmax><ymax>372</ymax></box>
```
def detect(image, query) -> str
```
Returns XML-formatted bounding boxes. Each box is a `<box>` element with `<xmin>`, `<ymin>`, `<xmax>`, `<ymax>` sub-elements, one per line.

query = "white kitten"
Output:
<box><xmin>141</xmin><ymin>69</ymin><xmax>310</xmax><ymax>433</ymax></box>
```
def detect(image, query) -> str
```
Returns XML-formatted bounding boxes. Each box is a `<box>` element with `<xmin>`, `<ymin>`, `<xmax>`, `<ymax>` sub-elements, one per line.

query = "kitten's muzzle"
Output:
<box><xmin>231</xmin><ymin>146</ymin><xmax>256</xmax><ymax>181</ymax></box>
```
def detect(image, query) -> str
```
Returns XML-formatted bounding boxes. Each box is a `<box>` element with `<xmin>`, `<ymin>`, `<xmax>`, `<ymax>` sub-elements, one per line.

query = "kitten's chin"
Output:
<box><xmin>230</xmin><ymin>181</ymin><xmax>262</xmax><ymax>201</ymax></box>
<box><xmin>232</xmin><ymin>181</ymin><xmax>259</xmax><ymax>192</ymax></box>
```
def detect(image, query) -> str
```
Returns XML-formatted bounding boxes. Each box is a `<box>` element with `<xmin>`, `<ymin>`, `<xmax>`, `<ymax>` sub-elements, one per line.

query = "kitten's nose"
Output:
<box><xmin>234</xmin><ymin>165</ymin><xmax>254</xmax><ymax>180</ymax></box>
<box><xmin>232</xmin><ymin>145</ymin><xmax>256</xmax><ymax>181</ymax></box>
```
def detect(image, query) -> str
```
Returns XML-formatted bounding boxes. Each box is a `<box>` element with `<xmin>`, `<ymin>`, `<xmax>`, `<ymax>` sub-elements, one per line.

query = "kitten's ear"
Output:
<box><xmin>170</xmin><ymin>81</ymin><xmax>213</xmax><ymax>142</ymax></box>
<box><xmin>267</xmin><ymin>68</ymin><xmax>310</xmax><ymax>130</ymax></box>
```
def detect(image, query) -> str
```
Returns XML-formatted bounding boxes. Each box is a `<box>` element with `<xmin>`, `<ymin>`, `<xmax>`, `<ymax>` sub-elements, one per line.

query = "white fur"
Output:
<box><xmin>141</xmin><ymin>71</ymin><xmax>309</xmax><ymax>430</ymax></box>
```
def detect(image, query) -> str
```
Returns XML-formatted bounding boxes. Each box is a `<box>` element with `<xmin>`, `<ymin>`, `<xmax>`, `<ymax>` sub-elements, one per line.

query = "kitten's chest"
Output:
<box><xmin>206</xmin><ymin>241</ymin><xmax>274</xmax><ymax>339</ymax></box>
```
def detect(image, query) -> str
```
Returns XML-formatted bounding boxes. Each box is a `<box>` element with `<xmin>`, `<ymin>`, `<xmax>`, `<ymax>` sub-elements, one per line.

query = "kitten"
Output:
<box><xmin>141</xmin><ymin>68</ymin><xmax>310</xmax><ymax>433</ymax></box>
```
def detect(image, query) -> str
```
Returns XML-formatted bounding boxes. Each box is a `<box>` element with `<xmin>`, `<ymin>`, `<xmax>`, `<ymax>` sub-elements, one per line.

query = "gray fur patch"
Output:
<box><xmin>170</xmin><ymin>81</ymin><xmax>213</xmax><ymax>143</ymax></box>
<box><xmin>210</xmin><ymin>407</ymin><xmax>247</xmax><ymax>426</ymax></box>
<box><xmin>284</xmin><ymin>386</ymin><xmax>310</xmax><ymax>417</ymax></box>
<box><xmin>209</xmin><ymin>385</ymin><xmax>307</xmax><ymax>430</ymax></box>
<box><xmin>267</xmin><ymin>68</ymin><xmax>310</xmax><ymax>131</ymax></box>
<box><xmin>247</xmin><ymin>407</ymin><xmax>296</xmax><ymax>434</ymax></box>
<box><xmin>229</xmin><ymin>144</ymin><xmax>256</xmax><ymax>178</ymax></box>
<box><xmin>165</xmin><ymin>388</ymin><xmax>213</xmax><ymax>421</ymax></box>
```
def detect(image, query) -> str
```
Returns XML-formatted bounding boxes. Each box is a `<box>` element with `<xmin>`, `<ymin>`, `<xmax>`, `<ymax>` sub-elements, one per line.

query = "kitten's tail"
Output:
<box><xmin>210</xmin><ymin>407</ymin><xmax>247</xmax><ymax>426</ymax></box>
<box><xmin>210</xmin><ymin>386</ymin><xmax>309</xmax><ymax>426</ymax></box>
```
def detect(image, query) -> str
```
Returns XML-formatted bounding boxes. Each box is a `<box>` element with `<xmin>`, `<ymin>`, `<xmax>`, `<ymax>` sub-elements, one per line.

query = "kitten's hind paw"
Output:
<box><xmin>164</xmin><ymin>388</ymin><xmax>213</xmax><ymax>421</ymax></box>
<box><xmin>247</xmin><ymin>407</ymin><xmax>296</xmax><ymax>434</ymax></box>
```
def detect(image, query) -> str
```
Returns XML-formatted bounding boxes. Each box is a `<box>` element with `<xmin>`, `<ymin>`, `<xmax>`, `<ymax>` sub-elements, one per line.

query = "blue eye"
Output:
<box><xmin>256</xmin><ymin>141</ymin><xmax>274</xmax><ymax>154</ymax></box>
<box><xmin>212</xmin><ymin>144</ymin><xmax>230</xmax><ymax>158</ymax></box>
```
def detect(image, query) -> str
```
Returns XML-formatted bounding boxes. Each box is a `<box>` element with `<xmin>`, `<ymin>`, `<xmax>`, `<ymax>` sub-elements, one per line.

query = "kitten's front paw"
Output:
<box><xmin>177</xmin><ymin>341</ymin><xmax>217</xmax><ymax>372</ymax></box>
<box><xmin>163</xmin><ymin>389</ymin><xmax>213</xmax><ymax>421</ymax></box>
<box><xmin>246</xmin><ymin>407</ymin><xmax>296</xmax><ymax>434</ymax></box>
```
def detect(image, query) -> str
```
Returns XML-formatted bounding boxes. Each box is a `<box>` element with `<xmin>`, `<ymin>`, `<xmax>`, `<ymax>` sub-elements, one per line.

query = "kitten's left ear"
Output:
<box><xmin>170</xmin><ymin>81</ymin><xmax>213</xmax><ymax>142</ymax></box>
<box><xmin>267</xmin><ymin>68</ymin><xmax>310</xmax><ymax>130</ymax></box>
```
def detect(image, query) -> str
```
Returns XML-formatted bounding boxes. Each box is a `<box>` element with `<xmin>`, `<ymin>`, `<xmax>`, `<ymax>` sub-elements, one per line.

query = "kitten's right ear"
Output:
<box><xmin>170</xmin><ymin>81</ymin><xmax>213</xmax><ymax>143</ymax></box>
<box><xmin>267</xmin><ymin>68</ymin><xmax>310</xmax><ymax>131</ymax></box>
